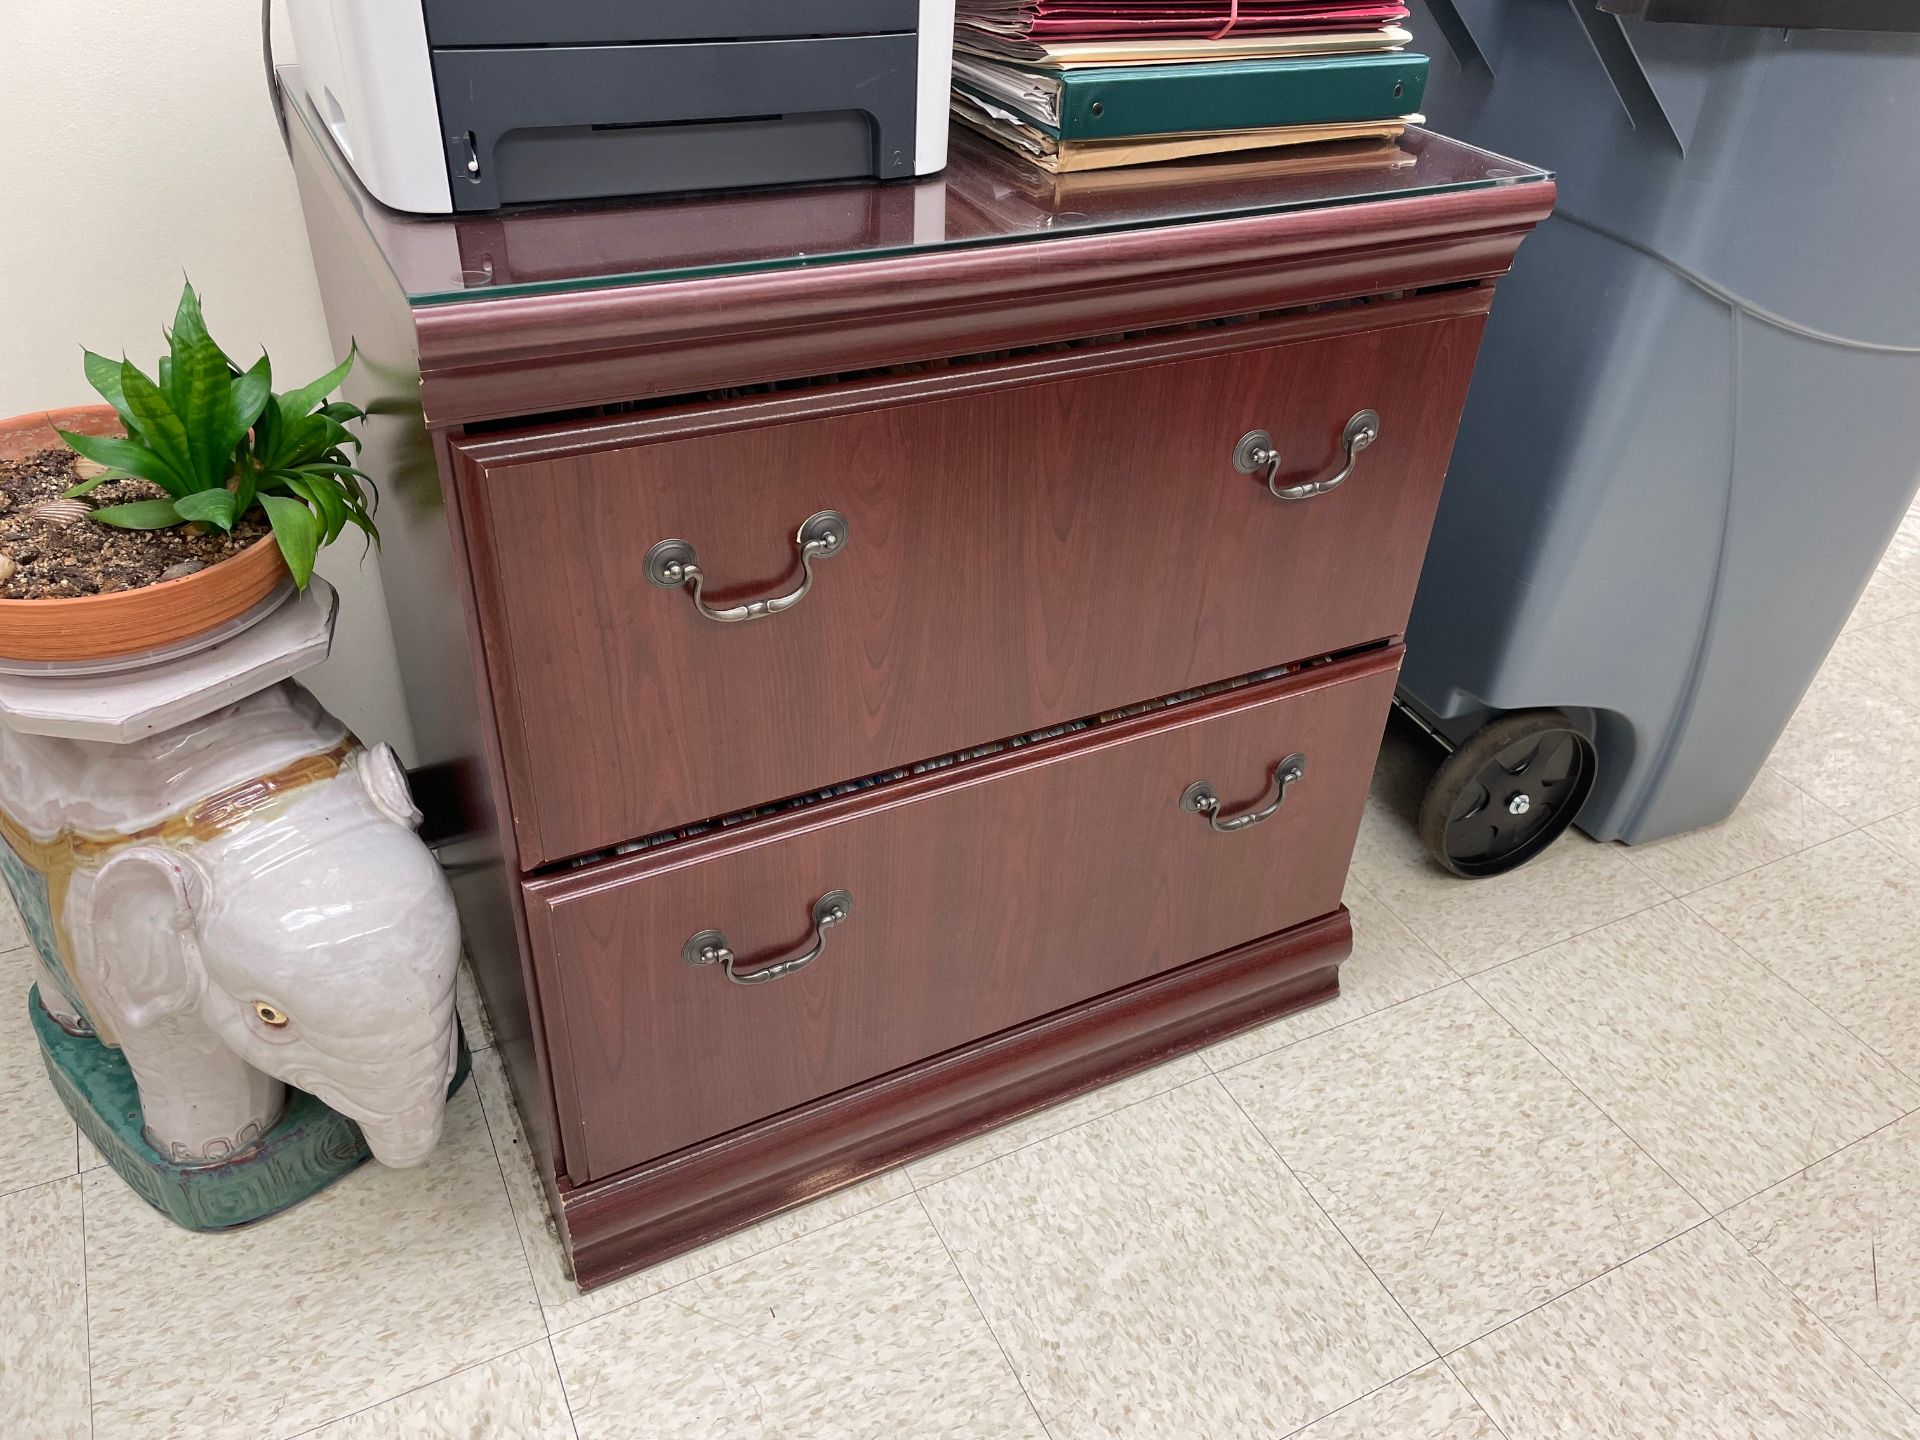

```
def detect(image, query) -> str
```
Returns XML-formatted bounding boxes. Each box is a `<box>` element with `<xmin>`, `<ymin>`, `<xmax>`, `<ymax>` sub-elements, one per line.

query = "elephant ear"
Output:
<box><xmin>354</xmin><ymin>743</ymin><xmax>423</xmax><ymax>830</ymax></box>
<box><xmin>81</xmin><ymin>847</ymin><xmax>206</xmax><ymax>1030</ymax></box>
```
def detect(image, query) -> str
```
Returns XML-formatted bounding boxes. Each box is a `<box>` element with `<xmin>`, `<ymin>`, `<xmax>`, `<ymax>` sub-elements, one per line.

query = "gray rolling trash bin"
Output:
<box><xmin>1392</xmin><ymin>0</ymin><xmax>1920</xmax><ymax>876</ymax></box>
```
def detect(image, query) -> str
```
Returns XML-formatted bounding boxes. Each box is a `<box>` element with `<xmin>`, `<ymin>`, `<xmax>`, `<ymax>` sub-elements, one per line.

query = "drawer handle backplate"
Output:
<box><xmin>644</xmin><ymin>510</ymin><xmax>848</xmax><ymax>624</ymax></box>
<box><xmin>1235</xmin><ymin>410</ymin><xmax>1381</xmax><ymax>501</ymax></box>
<box><xmin>682</xmin><ymin>890</ymin><xmax>854</xmax><ymax>986</ymax></box>
<box><xmin>1182</xmin><ymin>754</ymin><xmax>1308</xmax><ymax>833</ymax></box>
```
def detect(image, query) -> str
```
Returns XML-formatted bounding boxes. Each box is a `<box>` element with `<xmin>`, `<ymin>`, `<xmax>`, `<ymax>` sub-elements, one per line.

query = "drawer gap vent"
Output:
<box><xmin>562</xmin><ymin>658</ymin><xmax>1321</xmax><ymax>872</ymax></box>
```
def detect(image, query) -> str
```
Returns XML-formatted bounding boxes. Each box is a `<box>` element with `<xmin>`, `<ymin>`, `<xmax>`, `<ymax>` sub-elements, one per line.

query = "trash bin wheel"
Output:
<box><xmin>1418</xmin><ymin>709</ymin><xmax>1597</xmax><ymax>878</ymax></box>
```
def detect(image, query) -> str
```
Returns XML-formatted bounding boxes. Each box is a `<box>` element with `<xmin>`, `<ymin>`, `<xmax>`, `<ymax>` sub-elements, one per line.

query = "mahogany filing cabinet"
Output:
<box><xmin>287</xmin><ymin>82</ymin><xmax>1552</xmax><ymax>1290</ymax></box>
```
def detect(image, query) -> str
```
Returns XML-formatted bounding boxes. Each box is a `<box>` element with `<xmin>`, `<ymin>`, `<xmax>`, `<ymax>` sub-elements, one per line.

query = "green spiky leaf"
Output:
<box><xmin>89</xmin><ymin>498</ymin><xmax>183</xmax><ymax>530</ymax></box>
<box><xmin>280</xmin><ymin>472</ymin><xmax>349</xmax><ymax>545</ymax></box>
<box><xmin>261</xmin><ymin>409</ymin><xmax>336</xmax><ymax>471</ymax></box>
<box><xmin>172</xmin><ymin>488</ymin><xmax>239</xmax><ymax>532</ymax></box>
<box><xmin>82</xmin><ymin>350</ymin><xmax>138</xmax><ymax>433</ymax></box>
<box><xmin>56</xmin><ymin>431</ymin><xmax>180</xmax><ymax>490</ymax></box>
<box><xmin>166</xmin><ymin>308</ymin><xmax>235</xmax><ymax>487</ymax></box>
<box><xmin>232</xmin><ymin>462</ymin><xmax>258</xmax><ymax>522</ymax></box>
<box><xmin>275</xmin><ymin>346</ymin><xmax>356</xmax><ymax>422</ymax></box>
<box><xmin>117</xmin><ymin>360</ymin><xmax>195</xmax><ymax>496</ymax></box>
<box><xmin>67</xmin><ymin>287</ymin><xmax>374</xmax><ymax>571</ymax></box>
<box><xmin>223</xmin><ymin>354</ymin><xmax>272</xmax><ymax>457</ymax></box>
<box><xmin>261</xmin><ymin>493</ymin><xmax>320</xmax><ymax>589</ymax></box>
<box><xmin>166</xmin><ymin>284</ymin><xmax>230</xmax><ymax>378</ymax></box>
<box><xmin>61</xmin><ymin>468</ymin><xmax>128</xmax><ymax>499</ymax></box>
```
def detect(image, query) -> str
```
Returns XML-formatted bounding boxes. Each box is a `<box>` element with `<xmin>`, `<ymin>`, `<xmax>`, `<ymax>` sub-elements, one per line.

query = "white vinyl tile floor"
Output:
<box><xmin>11</xmin><ymin>502</ymin><xmax>1920</xmax><ymax>1438</ymax></box>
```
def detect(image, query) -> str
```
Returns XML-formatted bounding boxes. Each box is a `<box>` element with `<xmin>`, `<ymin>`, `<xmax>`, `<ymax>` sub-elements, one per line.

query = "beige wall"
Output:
<box><xmin>0</xmin><ymin>0</ymin><xmax>415</xmax><ymax>757</ymax></box>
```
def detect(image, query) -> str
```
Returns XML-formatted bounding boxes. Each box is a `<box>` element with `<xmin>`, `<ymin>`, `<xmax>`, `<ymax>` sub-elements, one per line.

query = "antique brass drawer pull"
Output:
<box><xmin>682</xmin><ymin>890</ymin><xmax>854</xmax><ymax>986</ymax></box>
<box><xmin>1234</xmin><ymin>410</ymin><xmax>1381</xmax><ymax>501</ymax></box>
<box><xmin>1181</xmin><ymin>754</ymin><xmax>1308</xmax><ymax>833</ymax></box>
<box><xmin>644</xmin><ymin>510</ymin><xmax>848</xmax><ymax>623</ymax></box>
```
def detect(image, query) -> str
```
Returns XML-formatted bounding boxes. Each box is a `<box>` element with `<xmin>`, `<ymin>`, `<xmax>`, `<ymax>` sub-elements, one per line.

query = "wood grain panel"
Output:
<box><xmin>466</xmin><ymin>317</ymin><xmax>1479</xmax><ymax>864</ymax></box>
<box><xmin>526</xmin><ymin>648</ymin><xmax>1399</xmax><ymax>1180</ymax></box>
<box><xmin>559</xmin><ymin>908</ymin><xmax>1351</xmax><ymax>1290</ymax></box>
<box><xmin>413</xmin><ymin>182</ymin><xmax>1551</xmax><ymax>425</ymax></box>
<box><xmin>456</xmin><ymin>288</ymin><xmax>1491</xmax><ymax>470</ymax></box>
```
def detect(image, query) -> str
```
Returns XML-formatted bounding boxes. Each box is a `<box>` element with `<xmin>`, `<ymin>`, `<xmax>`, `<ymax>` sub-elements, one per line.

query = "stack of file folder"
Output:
<box><xmin>951</xmin><ymin>0</ymin><xmax>1428</xmax><ymax>174</ymax></box>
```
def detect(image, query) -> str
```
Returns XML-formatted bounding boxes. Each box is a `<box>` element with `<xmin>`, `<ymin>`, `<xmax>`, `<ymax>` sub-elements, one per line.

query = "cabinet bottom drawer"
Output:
<box><xmin>558</xmin><ymin>911</ymin><xmax>1350</xmax><ymax>1291</ymax></box>
<box><xmin>527</xmin><ymin>647</ymin><xmax>1401</xmax><ymax>1181</ymax></box>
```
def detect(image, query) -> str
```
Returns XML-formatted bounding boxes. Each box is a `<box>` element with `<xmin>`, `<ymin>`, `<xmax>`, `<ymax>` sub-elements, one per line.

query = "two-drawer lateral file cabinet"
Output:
<box><xmin>287</xmin><ymin>75</ymin><xmax>1551</xmax><ymax>1289</ymax></box>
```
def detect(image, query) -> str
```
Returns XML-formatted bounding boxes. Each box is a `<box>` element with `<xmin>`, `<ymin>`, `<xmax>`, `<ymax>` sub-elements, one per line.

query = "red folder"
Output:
<box><xmin>959</xmin><ymin>3</ymin><xmax>1411</xmax><ymax>41</ymax></box>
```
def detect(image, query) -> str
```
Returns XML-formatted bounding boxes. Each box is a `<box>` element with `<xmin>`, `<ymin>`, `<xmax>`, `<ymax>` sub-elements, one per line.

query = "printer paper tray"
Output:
<box><xmin>433</xmin><ymin>36</ymin><xmax>920</xmax><ymax>210</ymax></box>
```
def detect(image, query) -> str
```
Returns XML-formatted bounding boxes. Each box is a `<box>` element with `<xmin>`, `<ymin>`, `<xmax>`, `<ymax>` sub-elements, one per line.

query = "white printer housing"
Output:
<box><xmin>287</xmin><ymin>0</ymin><xmax>955</xmax><ymax>213</ymax></box>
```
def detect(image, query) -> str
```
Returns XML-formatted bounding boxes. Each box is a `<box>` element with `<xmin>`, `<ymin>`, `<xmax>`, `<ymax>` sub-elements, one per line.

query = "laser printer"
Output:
<box><xmin>285</xmin><ymin>1</ymin><xmax>956</xmax><ymax>213</ymax></box>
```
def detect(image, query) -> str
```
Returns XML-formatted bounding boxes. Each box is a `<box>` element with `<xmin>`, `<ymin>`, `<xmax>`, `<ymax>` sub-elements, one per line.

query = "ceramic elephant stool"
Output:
<box><xmin>0</xmin><ymin>680</ymin><xmax>463</xmax><ymax>1227</ymax></box>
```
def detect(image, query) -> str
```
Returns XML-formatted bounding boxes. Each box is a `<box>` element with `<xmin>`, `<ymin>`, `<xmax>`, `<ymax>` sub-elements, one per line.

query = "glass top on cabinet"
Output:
<box><xmin>285</xmin><ymin>71</ymin><xmax>1549</xmax><ymax>307</ymax></box>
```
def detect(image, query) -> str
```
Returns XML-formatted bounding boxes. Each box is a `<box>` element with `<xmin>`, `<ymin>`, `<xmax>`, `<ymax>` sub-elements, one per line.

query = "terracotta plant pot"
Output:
<box><xmin>0</xmin><ymin>406</ymin><xmax>291</xmax><ymax>665</ymax></box>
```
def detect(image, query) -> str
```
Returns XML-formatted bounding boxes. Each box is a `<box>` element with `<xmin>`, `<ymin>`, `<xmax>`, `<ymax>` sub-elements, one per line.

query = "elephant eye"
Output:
<box><xmin>253</xmin><ymin>1001</ymin><xmax>290</xmax><ymax>1029</ymax></box>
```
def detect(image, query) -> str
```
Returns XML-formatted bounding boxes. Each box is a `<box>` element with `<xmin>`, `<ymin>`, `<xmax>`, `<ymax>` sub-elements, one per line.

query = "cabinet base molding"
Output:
<box><xmin>557</xmin><ymin>907</ymin><xmax>1350</xmax><ymax>1290</ymax></box>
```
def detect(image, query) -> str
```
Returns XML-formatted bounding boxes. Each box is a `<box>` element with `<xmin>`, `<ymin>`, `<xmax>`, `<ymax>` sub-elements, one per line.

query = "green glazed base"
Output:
<box><xmin>31</xmin><ymin>985</ymin><xmax>470</xmax><ymax>1232</ymax></box>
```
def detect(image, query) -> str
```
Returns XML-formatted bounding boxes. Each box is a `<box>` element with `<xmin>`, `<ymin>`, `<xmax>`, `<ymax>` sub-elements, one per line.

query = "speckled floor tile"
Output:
<box><xmin>1223</xmin><ymin>985</ymin><xmax>1701</xmax><ymax>1352</ymax></box>
<box><xmin>1451</xmin><ymin>1222</ymin><xmax>1920</xmax><ymax>1439</ymax></box>
<box><xmin>1844</xmin><ymin>564</ymin><xmax>1920</xmax><ymax>635</ymax></box>
<box><xmin>1833</xmin><ymin>610</ymin><xmax>1920</xmax><ymax>717</ymax></box>
<box><xmin>0</xmin><ymin>895</ymin><xmax>30</xmax><ymax>952</ymax></box>
<box><xmin>1474</xmin><ymin>903</ymin><xmax>1920</xmax><ymax>1213</ymax></box>
<box><xmin>471</xmin><ymin>1042</ymin><xmax>911</xmax><ymax>1335</ymax></box>
<box><xmin>1201</xmin><ymin>884</ymin><xmax>1455</xmax><ymax>1070</ymax></box>
<box><xmin>550</xmin><ymin>1195</ymin><xmax>1042</xmax><ymax>1440</ymax></box>
<box><xmin>1621</xmin><ymin>765</ymin><xmax>1851</xmax><ymax>897</ymax></box>
<box><xmin>0</xmin><ymin>946</ymin><xmax>78</xmax><ymax>1199</ymax></box>
<box><xmin>1868</xmin><ymin>804</ymin><xmax>1920</xmax><ymax>869</ymax></box>
<box><xmin>1688</xmin><ymin>830</ymin><xmax>1920</xmax><ymax>1077</ymax></box>
<box><xmin>1723</xmin><ymin>1114</ymin><xmax>1920</xmax><ymax>1407</ymax></box>
<box><xmin>1347</xmin><ymin>766</ymin><xmax>1668</xmax><ymax>974</ymax></box>
<box><xmin>308</xmin><ymin>1342</ymin><xmax>575</xmax><ymax>1438</ymax></box>
<box><xmin>1290</xmin><ymin>1364</ymin><xmax>1500</xmax><ymax>1440</ymax></box>
<box><xmin>84</xmin><ymin>1084</ymin><xmax>545</xmax><ymax>1440</ymax></box>
<box><xmin>0</xmin><ymin>1177</ymin><xmax>88</xmax><ymax>1440</ymax></box>
<box><xmin>1769</xmin><ymin>657</ymin><xmax>1920</xmax><ymax>825</ymax></box>
<box><xmin>920</xmin><ymin>1076</ymin><xmax>1433</xmax><ymax>1439</ymax></box>
<box><xmin>907</xmin><ymin>1053</ymin><xmax>1209</xmax><ymax>1187</ymax></box>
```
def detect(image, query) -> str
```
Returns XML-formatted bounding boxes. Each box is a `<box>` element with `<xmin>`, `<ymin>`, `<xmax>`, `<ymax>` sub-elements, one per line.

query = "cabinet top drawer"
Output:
<box><xmin>526</xmin><ymin>647</ymin><xmax>1399</xmax><ymax>1180</ymax></box>
<box><xmin>458</xmin><ymin>306</ymin><xmax>1482</xmax><ymax>866</ymax></box>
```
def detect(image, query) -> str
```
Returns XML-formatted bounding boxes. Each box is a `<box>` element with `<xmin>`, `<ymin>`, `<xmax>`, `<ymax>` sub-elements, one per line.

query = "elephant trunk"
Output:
<box><xmin>358</xmin><ymin>1095</ymin><xmax>449</xmax><ymax>1168</ymax></box>
<box><xmin>316</xmin><ymin>1024</ymin><xmax>459</xmax><ymax>1168</ymax></box>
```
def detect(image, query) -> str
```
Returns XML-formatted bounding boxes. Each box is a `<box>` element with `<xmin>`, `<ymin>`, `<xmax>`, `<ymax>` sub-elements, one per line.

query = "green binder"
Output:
<box><xmin>951</xmin><ymin>52</ymin><xmax>1429</xmax><ymax>141</ymax></box>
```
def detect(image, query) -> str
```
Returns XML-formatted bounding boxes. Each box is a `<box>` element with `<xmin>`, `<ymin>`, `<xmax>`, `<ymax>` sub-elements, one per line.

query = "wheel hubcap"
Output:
<box><xmin>1442</xmin><ymin>730</ymin><xmax>1586</xmax><ymax>869</ymax></box>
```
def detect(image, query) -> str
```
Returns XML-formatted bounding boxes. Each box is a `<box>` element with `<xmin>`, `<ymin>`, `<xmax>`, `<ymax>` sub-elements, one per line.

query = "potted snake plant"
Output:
<box><xmin>0</xmin><ymin>284</ymin><xmax>375</xmax><ymax>665</ymax></box>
